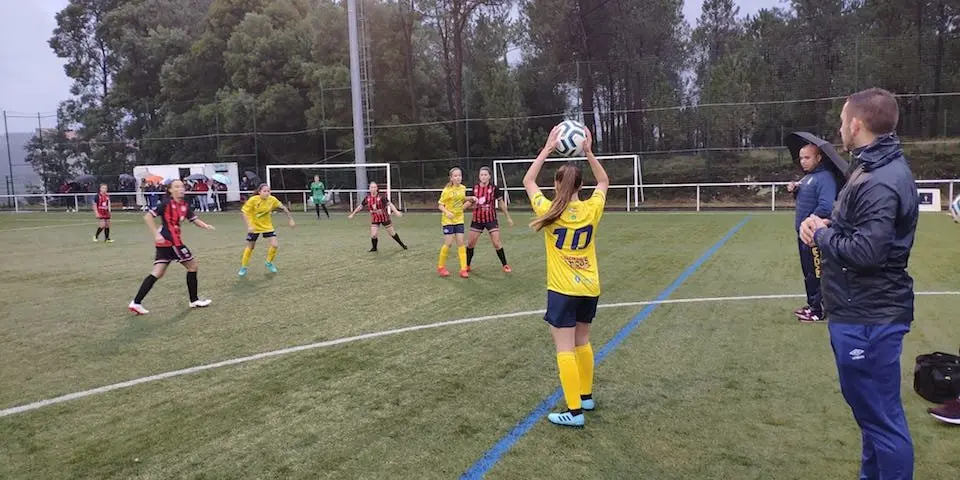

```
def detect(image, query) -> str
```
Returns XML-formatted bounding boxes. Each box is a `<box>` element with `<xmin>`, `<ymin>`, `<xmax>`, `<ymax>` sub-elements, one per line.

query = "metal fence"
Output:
<box><xmin>3</xmin><ymin>179</ymin><xmax>956</xmax><ymax>214</ymax></box>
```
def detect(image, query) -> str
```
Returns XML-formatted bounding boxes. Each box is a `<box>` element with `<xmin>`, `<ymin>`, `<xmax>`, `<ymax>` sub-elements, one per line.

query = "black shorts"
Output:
<box><xmin>442</xmin><ymin>223</ymin><xmax>465</xmax><ymax>235</ymax></box>
<box><xmin>470</xmin><ymin>220</ymin><xmax>499</xmax><ymax>232</ymax></box>
<box><xmin>246</xmin><ymin>231</ymin><xmax>277</xmax><ymax>242</ymax></box>
<box><xmin>155</xmin><ymin>245</ymin><xmax>194</xmax><ymax>264</ymax></box>
<box><xmin>371</xmin><ymin>220</ymin><xmax>392</xmax><ymax>227</ymax></box>
<box><xmin>544</xmin><ymin>290</ymin><xmax>599</xmax><ymax>328</ymax></box>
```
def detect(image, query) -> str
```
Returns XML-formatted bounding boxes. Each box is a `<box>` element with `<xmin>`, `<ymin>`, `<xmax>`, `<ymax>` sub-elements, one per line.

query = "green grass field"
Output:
<box><xmin>1</xmin><ymin>210</ymin><xmax>958</xmax><ymax>479</ymax></box>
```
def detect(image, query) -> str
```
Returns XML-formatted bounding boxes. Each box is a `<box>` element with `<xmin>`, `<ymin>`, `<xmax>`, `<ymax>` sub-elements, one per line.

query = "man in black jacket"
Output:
<box><xmin>800</xmin><ymin>88</ymin><xmax>918</xmax><ymax>480</ymax></box>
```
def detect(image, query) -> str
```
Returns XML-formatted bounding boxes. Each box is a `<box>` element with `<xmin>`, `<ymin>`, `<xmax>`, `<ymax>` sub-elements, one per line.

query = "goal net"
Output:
<box><xmin>266</xmin><ymin>163</ymin><xmax>393</xmax><ymax>212</ymax></box>
<box><xmin>492</xmin><ymin>154</ymin><xmax>642</xmax><ymax>211</ymax></box>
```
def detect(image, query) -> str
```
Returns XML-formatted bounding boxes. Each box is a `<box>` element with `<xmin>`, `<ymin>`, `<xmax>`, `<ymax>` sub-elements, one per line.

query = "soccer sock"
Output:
<box><xmin>241</xmin><ymin>247</ymin><xmax>253</xmax><ymax>267</ymax></box>
<box><xmin>95</xmin><ymin>227</ymin><xmax>103</xmax><ymax>238</ymax></box>
<box><xmin>556</xmin><ymin>351</ymin><xmax>582</xmax><ymax>411</ymax></box>
<box><xmin>266</xmin><ymin>246</ymin><xmax>277</xmax><ymax>263</ymax></box>
<box><xmin>392</xmin><ymin>233</ymin><xmax>406</xmax><ymax>248</ymax></box>
<box><xmin>104</xmin><ymin>227</ymin><xmax>110</xmax><ymax>240</ymax></box>
<box><xmin>371</xmin><ymin>237</ymin><xmax>378</xmax><ymax>250</ymax></box>
<box><xmin>315</xmin><ymin>204</ymin><xmax>321</xmax><ymax>218</ymax></box>
<box><xmin>322</xmin><ymin>204</ymin><xmax>330</xmax><ymax>218</ymax></box>
<box><xmin>133</xmin><ymin>274</ymin><xmax>158</xmax><ymax>304</ymax></box>
<box><xmin>186</xmin><ymin>271</ymin><xmax>198</xmax><ymax>302</ymax></box>
<box><xmin>575</xmin><ymin>343</ymin><xmax>594</xmax><ymax>396</ymax></box>
<box><xmin>496</xmin><ymin>248</ymin><xmax>508</xmax><ymax>266</ymax></box>
<box><xmin>457</xmin><ymin>246</ymin><xmax>467</xmax><ymax>271</ymax></box>
<box><xmin>438</xmin><ymin>244</ymin><xmax>450</xmax><ymax>268</ymax></box>
<box><xmin>466</xmin><ymin>247</ymin><xmax>475</xmax><ymax>266</ymax></box>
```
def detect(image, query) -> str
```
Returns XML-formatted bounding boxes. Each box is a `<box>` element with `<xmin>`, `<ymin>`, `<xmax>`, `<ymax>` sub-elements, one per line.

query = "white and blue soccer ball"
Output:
<box><xmin>554</xmin><ymin>119</ymin><xmax>588</xmax><ymax>157</ymax></box>
<box><xmin>950</xmin><ymin>194</ymin><xmax>960</xmax><ymax>223</ymax></box>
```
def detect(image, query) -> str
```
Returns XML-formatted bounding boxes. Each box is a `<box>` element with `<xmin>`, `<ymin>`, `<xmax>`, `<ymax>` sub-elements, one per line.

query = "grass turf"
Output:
<box><xmin>0</xmin><ymin>211</ymin><xmax>958</xmax><ymax>479</ymax></box>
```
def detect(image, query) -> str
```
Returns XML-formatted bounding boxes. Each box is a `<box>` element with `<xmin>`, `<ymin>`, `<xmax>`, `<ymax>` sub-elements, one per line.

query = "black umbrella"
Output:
<box><xmin>784</xmin><ymin>131</ymin><xmax>850</xmax><ymax>188</ymax></box>
<box><xmin>244</xmin><ymin>171</ymin><xmax>259</xmax><ymax>180</ymax></box>
<box><xmin>185</xmin><ymin>173</ymin><xmax>208</xmax><ymax>182</ymax></box>
<box><xmin>72</xmin><ymin>174</ymin><xmax>97</xmax><ymax>184</ymax></box>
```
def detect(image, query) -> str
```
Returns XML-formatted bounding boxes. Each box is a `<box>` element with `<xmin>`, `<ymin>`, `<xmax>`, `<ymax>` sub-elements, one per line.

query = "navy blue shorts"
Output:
<box><xmin>246</xmin><ymin>231</ymin><xmax>277</xmax><ymax>242</ymax></box>
<box><xmin>470</xmin><ymin>220</ymin><xmax>500</xmax><ymax>232</ymax></box>
<box><xmin>442</xmin><ymin>224</ymin><xmax>465</xmax><ymax>235</ymax></box>
<box><xmin>544</xmin><ymin>290</ymin><xmax>599</xmax><ymax>328</ymax></box>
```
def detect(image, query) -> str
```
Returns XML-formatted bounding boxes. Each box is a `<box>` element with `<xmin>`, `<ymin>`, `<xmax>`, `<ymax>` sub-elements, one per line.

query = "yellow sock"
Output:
<box><xmin>556</xmin><ymin>351</ymin><xmax>582</xmax><ymax>410</ymax></box>
<box><xmin>266</xmin><ymin>246</ymin><xmax>277</xmax><ymax>263</ymax></box>
<box><xmin>575</xmin><ymin>343</ymin><xmax>594</xmax><ymax>396</ymax></box>
<box><xmin>241</xmin><ymin>247</ymin><xmax>253</xmax><ymax>267</ymax></box>
<box><xmin>457</xmin><ymin>246</ymin><xmax>467</xmax><ymax>271</ymax></box>
<box><xmin>438</xmin><ymin>244</ymin><xmax>450</xmax><ymax>268</ymax></box>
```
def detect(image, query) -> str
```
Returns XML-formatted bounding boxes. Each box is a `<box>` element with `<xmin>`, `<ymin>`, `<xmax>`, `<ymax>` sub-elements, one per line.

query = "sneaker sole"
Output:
<box><xmin>128</xmin><ymin>307</ymin><xmax>147</xmax><ymax>315</ymax></box>
<box><xmin>930</xmin><ymin>412</ymin><xmax>960</xmax><ymax>425</ymax></box>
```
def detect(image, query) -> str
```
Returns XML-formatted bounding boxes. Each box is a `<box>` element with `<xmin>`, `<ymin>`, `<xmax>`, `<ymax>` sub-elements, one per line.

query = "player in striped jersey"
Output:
<box><xmin>348</xmin><ymin>181</ymin><xmax>408</xmax><ymax>252</ymax></box>
<box><xmin>128</xmin><ymin>180</ymin><xmax>216</xmax><ymax>315</ymax></box>
<box><xmin>92</xmin><ymin>183</ymin><xmax>113</xmax><ymax>243</ymax></box>
<box><xmin>523</xmin><ymin>125</ymin><xmax>608</xmax><ymax>428</ymax></box>
<box><xmin>465</xmin><ymin>166</ymin><xmax>514</xmax><ymax>273</ymax></box>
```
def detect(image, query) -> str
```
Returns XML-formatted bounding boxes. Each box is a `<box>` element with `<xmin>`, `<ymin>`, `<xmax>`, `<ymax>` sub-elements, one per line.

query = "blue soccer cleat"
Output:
<box><xmin>238</xmin><ymin>266</ymin><xmax>248</xmax><ymax>277</ymax></box>
<box><xmin>547</xmin><ymin>410</ymin><xmax>585</xmax><ymax>428</ymax></box>
<box><xmin>265</xmin><ymin>262</ymin><xmax>278</xmax><ymax>273</ymax></box>
<box><xmin>581</xmin><ymin>398</ymin><xmax>596</xmax><ymax>411</ymax></box>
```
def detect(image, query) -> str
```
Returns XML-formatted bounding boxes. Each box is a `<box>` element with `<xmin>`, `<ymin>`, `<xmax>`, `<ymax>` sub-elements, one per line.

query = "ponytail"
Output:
<box><xmin>530</xmin><ymin>164</ymin><xmax>582</xmax><ymax>231</ymax></box>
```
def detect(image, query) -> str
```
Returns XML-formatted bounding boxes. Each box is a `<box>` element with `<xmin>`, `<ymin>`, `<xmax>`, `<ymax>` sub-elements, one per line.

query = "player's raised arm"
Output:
<box><xmin>523</xmin><ymin>125</ymin><xmax>560</xmax><ymax>199</ymax></box>
<box><xmin>582</xmin><ymin>128</ymin><xmax>608</xmax><ymax>195</ymax></box>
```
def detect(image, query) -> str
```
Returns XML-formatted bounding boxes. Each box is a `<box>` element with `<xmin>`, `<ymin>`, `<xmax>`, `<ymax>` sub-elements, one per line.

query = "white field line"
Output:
<box><xmin>0</xmin><ymin>220</ymin><xmax>133</xmax><ymax>232</ymax></box>
<box><xmin>2</xmin><ymin>291</ymin><xmax>958</xmax><ymax>418</ymax></box>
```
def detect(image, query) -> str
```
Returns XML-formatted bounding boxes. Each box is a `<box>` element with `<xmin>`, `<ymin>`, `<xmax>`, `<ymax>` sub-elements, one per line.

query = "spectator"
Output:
<box><xmin>801</xmin><ymin>88</ymin><xmax>919</xmax><ymax>480</ymax></box>
<box><xmin>788</xmin><ymin>144</ymin><xmax>837</xmax><ymax>323</ymax></box>
<box><xmin>195</xmin><ymin>180</ymin><xmax>210</xmax><ymax>212</ymax></box>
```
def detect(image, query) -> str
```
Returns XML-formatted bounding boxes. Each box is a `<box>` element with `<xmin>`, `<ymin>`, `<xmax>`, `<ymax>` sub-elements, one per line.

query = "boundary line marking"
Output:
<box><xmin>0</xmin><ymin>220</ymin><xmax>133</xmax><ymax>232</ymax></box>
<box><xmin>3</xmin><ymin>289</ymin><xmax>958</xmax><ymax>418</ymax></box>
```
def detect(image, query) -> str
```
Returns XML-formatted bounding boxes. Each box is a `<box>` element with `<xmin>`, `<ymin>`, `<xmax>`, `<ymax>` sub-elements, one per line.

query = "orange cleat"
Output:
<box><xmin>502</xmin><ymin>265</ymin><xmax>512</xmax><ymax>273</ymax></box>
<box><xmin>437</xmin><ymin>267</ymin><xmax>451</xmax><ymax>277</ymax></box>
<box><xmin>459</xmin><ymin>269</ymin><xmax>469</xmax><ymax>278</ymax></box>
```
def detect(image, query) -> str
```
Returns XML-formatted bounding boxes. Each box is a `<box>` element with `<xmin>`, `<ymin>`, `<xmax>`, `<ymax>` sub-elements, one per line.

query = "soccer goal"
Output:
<box><xmin>266</xmin><ymin>163</ymin><xmax>393</xmax><ymax>212</ymax></box>
<box><xmin>492</xmin><ymin>154</ymin><xmax>642</xmax><ymax>211</ymax></box>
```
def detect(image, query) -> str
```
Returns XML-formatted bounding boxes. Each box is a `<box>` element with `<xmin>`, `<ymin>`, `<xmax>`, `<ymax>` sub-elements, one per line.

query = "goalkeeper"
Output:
<box><xmin>310</xmin><ymin>175</ymin><xmax>330</xmax><ymax>219</ymax></box>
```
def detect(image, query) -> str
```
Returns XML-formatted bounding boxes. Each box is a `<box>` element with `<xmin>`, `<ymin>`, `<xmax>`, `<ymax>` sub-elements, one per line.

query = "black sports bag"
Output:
<box><xmin>914</xmin><ymin>350</ymin><xmax>960</xmax><ymax>404</ymax></box>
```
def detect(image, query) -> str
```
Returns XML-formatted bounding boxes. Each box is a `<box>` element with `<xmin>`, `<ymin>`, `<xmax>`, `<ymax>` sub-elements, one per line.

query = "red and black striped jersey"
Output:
<box><xmin>95</xmin><ymin>193</ymin><xmax>110</xmax><ymax>213</ymax></box>
<box><xmin>150</xmin><ymin>198</ymin><xmax>197</xmax><ymax>247</ymax></box>
<box><xmin>471</xmin><ymin>183</ymin><xmax>503</xmax><ymax>224</ymax></box>
<box><xmin>362</xmin><ymin>193</ymin><xmax>391</xmax><ymax>223</ymax></box>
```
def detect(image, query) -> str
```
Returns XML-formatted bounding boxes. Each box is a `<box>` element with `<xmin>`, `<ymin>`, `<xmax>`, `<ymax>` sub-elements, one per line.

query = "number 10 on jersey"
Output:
<box><xmin>553</xmin><ymin>225</ymin><xmax>594</xmax><ymax>250</ymax></box>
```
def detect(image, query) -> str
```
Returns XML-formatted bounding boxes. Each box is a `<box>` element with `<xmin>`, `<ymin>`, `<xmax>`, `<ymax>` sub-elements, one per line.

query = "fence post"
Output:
<box><xmin>74</xmin><ymin>195</ymin><xmax>79</xmax><ymax>212</ymax></box>
<box><xmin>626</xmin><ymin>187</ymin><xmax>630</xmax><ymax>212</ymax></box>
<box><xmin>949</xmin><ymin>181</ymin><xmax>954</xmax><ymax>209</ymax></box>
<box><xmin>14</xmin><ymin>195</ymin><xmax>19</xmax><ymax>212</ymax></box>
<box><xmin>771</xmin><ymin>183</ymin><xmax>776</xmax><ymax>212</ymax></box>
<box><xmin>43</xmin><ymin>194</ymin><xmax>48</xmax><ymax>212</ymax></box>
<box><xmin>398</xmin><ymin>191</ymin><xmax>403</xmax><ymax>211</ymax></box>
<box><xmin>302</xmin><ymin>192</ymin><xmax>307</xmax><ymax>212</ymax></box>
<box><xmin>696</xmin><ymin>185</ymin><xmax>701</xmax><ymax>212</ymax></box>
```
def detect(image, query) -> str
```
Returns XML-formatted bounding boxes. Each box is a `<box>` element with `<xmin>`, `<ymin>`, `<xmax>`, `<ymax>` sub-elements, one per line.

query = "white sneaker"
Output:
<box><xmin>128</xmin><ymin>302</ymin><xmax>149</xmax><ymax>315</ymax></box>
<box><xmin>189</xmin><ymin>298</ymin><xmax>212</xmax><ymax>308</ymax></box>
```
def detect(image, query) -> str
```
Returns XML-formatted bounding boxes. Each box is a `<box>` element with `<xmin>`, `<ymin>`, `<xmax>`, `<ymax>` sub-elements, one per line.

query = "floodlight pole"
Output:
<box><xmin>3</xmin><ymin>111</ymin><xmax>13</xmax><ymax>203</ymax></box>
<box><xmin>347</xmin><ymin>0</ymin><xmax>368</xmax><ymax>192</ymax></box>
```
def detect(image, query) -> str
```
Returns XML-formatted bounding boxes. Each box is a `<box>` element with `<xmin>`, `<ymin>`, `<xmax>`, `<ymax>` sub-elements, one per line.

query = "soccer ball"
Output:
<box><xmin>553</xmin><ymin>119</ymin><xmax>588</xmax><ymax>157</ymax></box>
<box><xmin>950</xmin><ymin>194</ymin><xmax>960</xmax><ymax>223</ymax></box>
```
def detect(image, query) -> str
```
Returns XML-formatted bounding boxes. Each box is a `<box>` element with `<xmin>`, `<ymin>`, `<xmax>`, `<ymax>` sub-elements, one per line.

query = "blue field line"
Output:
<box><xmin>459</xmin><ymin>215</ymin><xmax>752</xmax><ymax>480</ymax></box>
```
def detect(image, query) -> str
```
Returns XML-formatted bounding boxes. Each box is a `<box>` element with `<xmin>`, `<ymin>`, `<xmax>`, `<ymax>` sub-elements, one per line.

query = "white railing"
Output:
<box><xmin>2</xmin><ymin>179</ymin><xmax>956</xmax><ymax>213</ymax></box>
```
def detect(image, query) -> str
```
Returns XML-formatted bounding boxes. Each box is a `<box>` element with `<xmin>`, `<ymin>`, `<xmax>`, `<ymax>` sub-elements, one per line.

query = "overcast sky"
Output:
<box><xmin>0</xmin><ymin>0</ymin><xmax>781</xmax><ymax>131</ymax></box>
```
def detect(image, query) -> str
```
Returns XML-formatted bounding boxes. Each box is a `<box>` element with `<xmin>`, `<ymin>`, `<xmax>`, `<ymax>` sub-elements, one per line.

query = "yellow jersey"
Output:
<box><xmin>439</xmin><ymin>184</ymin><xmax>467</xmax><ymax>226</ymax></box>
<box><xmin>242</xmin><ymin>195</ymin><xmax>283</xmax><ymax>233</ymax></box>
<box><xmin>530</xmin><ymin>190</ymin><xmax>605</xmax><ymax>297</ymax></box>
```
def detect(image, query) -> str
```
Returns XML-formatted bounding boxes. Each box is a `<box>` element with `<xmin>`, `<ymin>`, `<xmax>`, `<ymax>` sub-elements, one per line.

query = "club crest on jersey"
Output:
<box><xmin>180</xmin><ymin>205</ymin><xmax>187</xmax><ymax>213</ymax></box>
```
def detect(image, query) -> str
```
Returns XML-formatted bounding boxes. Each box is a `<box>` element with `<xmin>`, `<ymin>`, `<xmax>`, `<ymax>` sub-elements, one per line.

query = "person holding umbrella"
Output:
<box><xmin>784</xmin><ymin>132</ymin><xmax>840</xmax><ymax>323</ymax></box>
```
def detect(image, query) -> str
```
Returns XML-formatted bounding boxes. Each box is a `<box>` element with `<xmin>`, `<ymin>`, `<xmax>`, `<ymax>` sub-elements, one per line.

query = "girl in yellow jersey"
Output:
<box><xmin>437</xmin><ymin>167</ymin><xmax>475</xmax><ymax>278</ymax></box>
<box><xmin>522</xmin><ymin>125</ymin><xmax>608</xmax><ymax>428</ymax></box>
<box><xmin>239</xmin><ymin>183</ymin><xmax>296</xmax><ymax>276</ymax></box>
